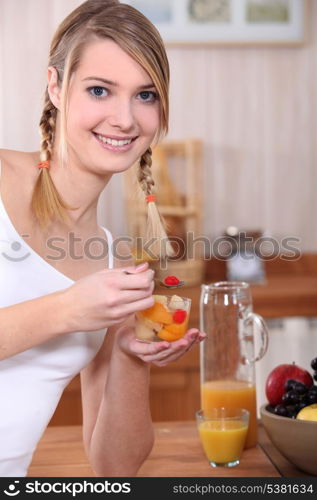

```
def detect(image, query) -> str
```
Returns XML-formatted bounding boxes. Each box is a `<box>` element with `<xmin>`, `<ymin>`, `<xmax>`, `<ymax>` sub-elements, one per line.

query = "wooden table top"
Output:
<box><xmin>28</xmin><ymin>421</ymin><xmax>313</xmax><ymax>478</ymax></box>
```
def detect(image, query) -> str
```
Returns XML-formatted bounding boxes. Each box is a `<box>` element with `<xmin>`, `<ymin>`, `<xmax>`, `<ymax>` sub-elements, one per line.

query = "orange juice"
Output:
<box><xmin>201</xmin><ymin>380</ymin><xmax>257</xmax><ymax>448</ymax></box>
<box><xmin>198</xmin><ymin>420</ymin><xmax>248</xmax><ymax>465</ymax></box>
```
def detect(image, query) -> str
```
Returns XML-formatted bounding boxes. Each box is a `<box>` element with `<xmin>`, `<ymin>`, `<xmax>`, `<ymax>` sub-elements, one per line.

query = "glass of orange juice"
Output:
<box><xmin>135</xmin><ymin>294</ymin><xmax>191</xmax><ymax>342</ymax></box>
<box><xmin>196</xmin><ymin>408</ymin><xmax>249</xmax><ymax>468</ymax></box>
<box><xmin>201</xmin><ymin>380</ymin><xmax>257</xmax><ymax>449</ymax></box>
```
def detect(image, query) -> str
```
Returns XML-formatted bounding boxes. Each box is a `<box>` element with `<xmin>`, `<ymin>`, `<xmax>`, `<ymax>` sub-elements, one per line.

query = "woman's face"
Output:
<box><xmin>61</xmin><ymin>38</ymin><xmax>160</xmax><ymax>174</ymax></box>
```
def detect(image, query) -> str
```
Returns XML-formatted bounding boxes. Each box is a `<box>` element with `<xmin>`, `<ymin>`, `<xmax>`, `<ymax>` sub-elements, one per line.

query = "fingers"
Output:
<box><xmin>135</xmin><ymin>329</ymin><xmax>206</xmax><ymax>365</ymax></box>
<box><xmin>114</xmin><ymin>295</ymin><xmax>155</xmax><ymax>316</ymax></box>
<box><xmin>141</xmin><ymin>343</ymin><xmax>189</xmax><ymax>365</ymax></box>
<box><xmin>196</xmin><ymin>331</ymin><xmax>207</xmax><ymax>343</ymax></box>
<box><xmin>118</xmin><ymin>327</ymin><xmax>207</xmax><ymax>367</ymax></box>
<box><xmin>122</xmin><ymin>262</ymin><xmax>149</xmax><ymax>274</ymax></box>
<box><xmin>150</xmin><ymin>331</ymin><xmax>199</xmax><ymax>363</ymax></box>
<box><xmin>116</xmin><ymin>268</ymin><xmax>155</xmax><ymax>291</ymax></box>
<box><xmin>118</xmin><ymin>282</ymin><xmax>154</xmax><ymax>304</ymax></box>
<box><xmin>131</xmin><ymin>338</ymin><xmax>170</xmax><ymax>355</ymax></box>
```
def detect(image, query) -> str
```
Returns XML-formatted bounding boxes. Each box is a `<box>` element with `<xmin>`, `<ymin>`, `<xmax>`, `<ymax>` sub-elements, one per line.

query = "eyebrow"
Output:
<box><xmin>82</xmin><ymin>77</ymin><xmax>156</xmax><ymax>90</ymax></box>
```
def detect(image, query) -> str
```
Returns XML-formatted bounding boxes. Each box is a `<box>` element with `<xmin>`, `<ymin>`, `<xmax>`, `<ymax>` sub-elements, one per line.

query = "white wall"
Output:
<box><xmin>1</xmin><ymin>0</ymin><xmax>317</xmax><ymax>248</ymax></box>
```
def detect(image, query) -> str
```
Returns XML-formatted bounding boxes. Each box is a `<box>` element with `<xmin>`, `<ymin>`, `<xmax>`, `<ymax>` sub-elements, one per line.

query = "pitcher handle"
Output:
<box><xmin>245</xmin><ymin>312</ymin><xmax>269</xmax><ymax>364</ymax></box>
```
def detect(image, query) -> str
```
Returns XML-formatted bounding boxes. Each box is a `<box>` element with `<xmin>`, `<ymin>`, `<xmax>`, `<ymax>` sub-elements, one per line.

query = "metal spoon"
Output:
<box><xmin>123</xmin><ymin>270</ymin><xmax>185</xmax><ymax>288</ymax></box>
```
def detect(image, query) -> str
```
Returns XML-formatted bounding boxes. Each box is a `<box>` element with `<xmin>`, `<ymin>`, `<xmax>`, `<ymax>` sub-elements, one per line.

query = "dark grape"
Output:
<box><xmin>266</xmin><ymin>405</ymin><xmax>275</xmax><ymax>414</ymax></box>
<box><xmin>284</xmin><ymin>379</ymin><xmax>298</xmax><ymax>392</ymax></box>
<box><xmin>286</xmin><ymin>405</ymin><xmax>297</xmax><ymax>418</ymax></box>
<box><xmin>274</xmin><ymin>404</ymin><xmax>288</xmax><ymax>417</ymax></box>
<box><xmin>311</xmin><ymin>357</ymin><xmax>317</xmax><ymax>371</ymax></box>
<box><xmin>281</xmin><ymin>393</ymin><xmax>288</xmax><ymax>403</ymax></box>
<box><xmin>308</xmin><ymin>386</ymin><xmax>317</xmax><ymax>396</ymax></box>
<box><xmin>307</xmin><ymin>391</ymin><xmax>317</xmax><ymax>404</ymax></box>
<box><xmin>314</xmin><ymin>372</ymin><xmax>317</xmax><ymax>382</ymax></box>
<box><xmin>294</xmin><ymin>402</ymin><xmax>307</xmax><ymax>413</ymax></box>
<box><xmin>299</xmin><ymin>393</ymin><xmax>309</xmax><ymax>404</ymax></box>
<box><xmin>293</xmin><ymin>381</ymin><xmax>309</xmax><ymax>395</ymax></box>
<box><xmin>281</xmin><ymin>390</ymin><xmax>300</xmax><ymax>405</ymax></box>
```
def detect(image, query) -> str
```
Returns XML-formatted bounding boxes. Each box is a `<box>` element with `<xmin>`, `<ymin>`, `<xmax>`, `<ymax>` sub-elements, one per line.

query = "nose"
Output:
<box><xmin>107</xmin><ymin>97</ymin><xmax>135</xmax><ymax>131</ymax></box>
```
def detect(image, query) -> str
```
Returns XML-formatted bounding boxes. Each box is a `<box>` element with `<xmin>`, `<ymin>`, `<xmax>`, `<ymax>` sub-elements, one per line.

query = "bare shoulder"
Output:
<box><xmin>0</xmin><ymin>149</ymin><xmax>39</xmax><ymax>178</ymax></box>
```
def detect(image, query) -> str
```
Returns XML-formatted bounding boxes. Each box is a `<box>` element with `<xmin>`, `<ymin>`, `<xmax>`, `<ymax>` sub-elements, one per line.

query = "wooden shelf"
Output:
<box><xmin>251</xmin><ymin>276</ymin><xmax>317</xmax><ymax>318</ymax></box>
<box><xmin>123</xmin><ymin>139</ymin><xmax>204</xmax><ymax>253</ymax></box>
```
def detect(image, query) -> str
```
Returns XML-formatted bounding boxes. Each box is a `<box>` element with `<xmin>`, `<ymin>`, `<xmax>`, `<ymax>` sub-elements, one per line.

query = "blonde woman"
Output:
<box><xmin>0</xmin><ymin>0</ymin><xmax>205</xmax><ymax>477</ymax></box>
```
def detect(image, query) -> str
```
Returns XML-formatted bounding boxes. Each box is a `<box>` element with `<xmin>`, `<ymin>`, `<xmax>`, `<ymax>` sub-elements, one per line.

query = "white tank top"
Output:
<box><xmin>0</xmin><ymin>163</ymin><xmax>114</xmax><ymax>476</ymax></box>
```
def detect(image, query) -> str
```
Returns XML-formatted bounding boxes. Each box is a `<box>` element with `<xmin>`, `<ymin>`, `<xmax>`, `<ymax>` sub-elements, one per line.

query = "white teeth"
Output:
<box><xmin>97</xmin><ymin>135</ymin><xmax>132</xmax><ymax>146</ymax></box>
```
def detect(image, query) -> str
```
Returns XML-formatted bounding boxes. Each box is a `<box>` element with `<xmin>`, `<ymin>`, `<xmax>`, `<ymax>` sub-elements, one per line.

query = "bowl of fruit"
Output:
<box><xmin>260</xmin><ymin>357</ymin><xmax>317</xmax><ymax>475</ymax></box>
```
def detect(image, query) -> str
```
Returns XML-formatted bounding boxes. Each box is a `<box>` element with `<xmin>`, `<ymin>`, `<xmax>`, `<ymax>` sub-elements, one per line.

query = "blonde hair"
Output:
<box><xmin>31</xmin><ymin>0</ymin><xmax>174</xmax><ymax>257</ymax></box>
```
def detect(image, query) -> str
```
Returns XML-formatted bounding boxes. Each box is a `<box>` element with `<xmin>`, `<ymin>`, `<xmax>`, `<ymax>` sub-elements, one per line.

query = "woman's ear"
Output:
<box><xmin>47</xmin><ymin>66</ymin><xmax>61</xmax><ymax>109</ymax></box>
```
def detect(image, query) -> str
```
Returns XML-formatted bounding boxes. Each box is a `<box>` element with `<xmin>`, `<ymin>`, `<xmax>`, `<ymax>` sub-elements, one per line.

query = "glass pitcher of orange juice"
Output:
<box><xmin>200</xmin><ymin>281</ymin><xmax>269</xmax><ymax>448</ymax></box>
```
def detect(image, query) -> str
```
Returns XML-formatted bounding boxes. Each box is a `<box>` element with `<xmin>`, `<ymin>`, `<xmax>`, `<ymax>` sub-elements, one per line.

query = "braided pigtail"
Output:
<box><xmin>137</xmin><ymin>148</ymin><xmax>174</xmax><ymax>259</ymax></box>
<box><xmin>31</xmin><ymin>90</ymin><xmax>75</xmax><ymax>229</ymax></box>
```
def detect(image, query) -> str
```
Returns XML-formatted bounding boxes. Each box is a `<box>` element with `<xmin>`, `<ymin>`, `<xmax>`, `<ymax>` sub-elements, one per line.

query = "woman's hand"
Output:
<box><xmin>63</xmin><ymin>262</ymin><xmax>155</xmax><ymax>332</ymax></box>
<box><xmin>116</xmin><ymin>326</ymin><xmax>206</xmax><ymax>366</ymax></box>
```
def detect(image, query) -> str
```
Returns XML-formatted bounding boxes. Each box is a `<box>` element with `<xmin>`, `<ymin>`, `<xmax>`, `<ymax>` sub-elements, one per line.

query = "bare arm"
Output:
<box><xmin>0</xmin><ymin>263</ymin><xmax>155</xmax><ymax>361</ymax></box>
<box><xmin>80</xmin><ymin>242</ymin><xmax>155</xmax><ymax>476</ymax></box>
<box><xmin>81</xmin><ymin>319</ymin><xmax>205</xmax><ymax>477</ymax></box>
<box><xmin>0</xmin><ymin>289</ymin><xmax>73</xmax><ymax>360</ymax></box>
<box><xmin>81</xmin><ymin>321</ymin><xmax>154</xmax><ymax>478</ymax></box>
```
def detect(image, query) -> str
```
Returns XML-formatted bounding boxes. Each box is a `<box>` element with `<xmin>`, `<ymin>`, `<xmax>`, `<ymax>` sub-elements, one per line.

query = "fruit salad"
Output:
<box><xmin>135</xmin><ymin>294</ymin><xmax>191</xmax><ymax>342</ymax></box>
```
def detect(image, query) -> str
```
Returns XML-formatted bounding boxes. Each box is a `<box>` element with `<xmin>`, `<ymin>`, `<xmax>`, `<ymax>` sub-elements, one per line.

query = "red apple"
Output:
<box><xmin>265</xmin><ymin>362</ymin><xmax>313</xmax><ymax>405</ymax></box>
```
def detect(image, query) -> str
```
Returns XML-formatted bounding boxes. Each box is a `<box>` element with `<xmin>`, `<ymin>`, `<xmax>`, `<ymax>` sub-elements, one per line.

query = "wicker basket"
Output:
<box><xmin>151</xmin><ymin>258</ymin><xmax>206</xmax><ymax>287</ymax></box>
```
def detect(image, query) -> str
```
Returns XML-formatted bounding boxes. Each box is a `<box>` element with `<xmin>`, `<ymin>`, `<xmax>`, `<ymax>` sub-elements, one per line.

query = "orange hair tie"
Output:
<box><xmin>146</xmin><ymin>194</ymin><xmax>156</xmax><ymax>203</ymax></box>
<box><xmin>38</xmin><ymin>161</ymin><xmax>50</xmax><ymax>169</ymax></box>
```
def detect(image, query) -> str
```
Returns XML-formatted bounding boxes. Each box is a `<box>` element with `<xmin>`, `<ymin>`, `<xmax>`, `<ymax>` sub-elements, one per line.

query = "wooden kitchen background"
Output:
<box><xmin>1</xmin><ymin>0</ymin><xmax>316</xmax><ymax>426</ymax></box>
<box><xmin>50</xmin><ymin>253</ymin><xmax>317</xmax><ymax>425</ymax></box>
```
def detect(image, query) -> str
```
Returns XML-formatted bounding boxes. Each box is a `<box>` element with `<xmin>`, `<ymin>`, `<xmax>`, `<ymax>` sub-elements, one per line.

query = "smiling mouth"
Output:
<box><xmin>93</xmin><ymin>133</ymin><xmax>138</xmax><ymax>147</ymax></box>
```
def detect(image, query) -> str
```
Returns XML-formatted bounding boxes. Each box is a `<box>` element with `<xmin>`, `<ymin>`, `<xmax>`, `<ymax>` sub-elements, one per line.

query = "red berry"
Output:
<box><xmin>173</xmin><ymin>309</ymin><xmax>187</xmax><ymax>324</ymax></box>
<box><xmin>164</xmin><ymin>275</ymin><xmax>180</xmax><ymax>286</ymax></box>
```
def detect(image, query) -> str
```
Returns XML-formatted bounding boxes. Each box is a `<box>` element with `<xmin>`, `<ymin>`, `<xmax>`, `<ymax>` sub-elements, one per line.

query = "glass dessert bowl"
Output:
<box><xmin>135</xmin><ymin>294</ymin><xmax>191</xmax><ymax>342</ymax></box>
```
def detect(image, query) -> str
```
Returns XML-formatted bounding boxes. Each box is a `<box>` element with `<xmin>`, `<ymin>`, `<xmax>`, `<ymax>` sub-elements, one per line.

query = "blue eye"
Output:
<box><xmin>88</xmin><ymin>86</ymin><xmax>108</xmax><ymax>99</ymax></box>
<box><xmin>138</xmin><ymin>91</ymin><xmax>157</xmax><ymax>103</ymax></box>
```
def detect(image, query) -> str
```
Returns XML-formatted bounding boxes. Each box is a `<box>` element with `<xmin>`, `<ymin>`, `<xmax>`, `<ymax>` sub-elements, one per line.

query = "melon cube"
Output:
<box><xmin>135</xmin><ymin>314</ymin><xmax>162</xmax><ymax>341</ymax></box>
<box><xmin>154</xmin><ymin>295</ymin><xmax>168</xmax><ymax>306</ymax></box>
<box><xmin>168</xmin><ymin>295</ymin><xmax>185</xmax><ymax>310</ymax></box>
